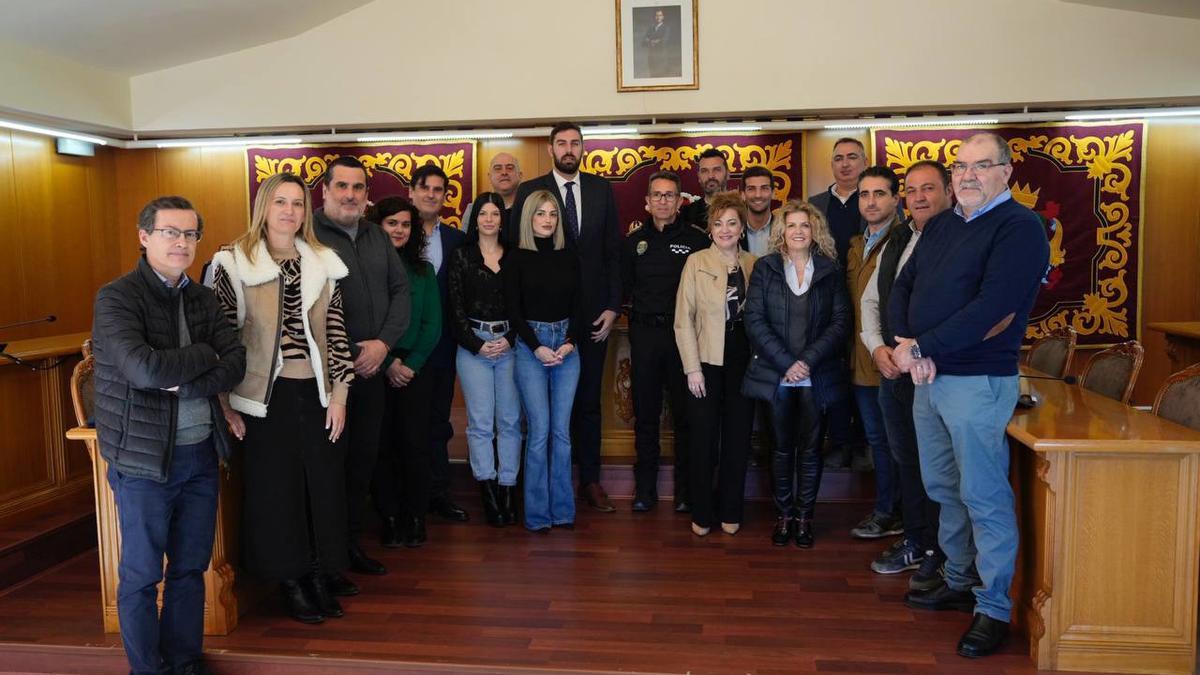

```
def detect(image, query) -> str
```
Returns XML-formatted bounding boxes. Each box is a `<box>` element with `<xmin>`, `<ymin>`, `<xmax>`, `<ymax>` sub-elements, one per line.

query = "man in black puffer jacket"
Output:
<box><xmin>92</xmin><ymin>196</ymin><xmax>245</xmax><ymax>675</ymax></box>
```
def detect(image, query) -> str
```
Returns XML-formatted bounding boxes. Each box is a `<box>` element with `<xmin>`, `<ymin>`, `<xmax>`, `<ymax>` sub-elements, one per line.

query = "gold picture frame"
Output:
<box><xmin>616</xmin><ymin>0</ymin><xmax>699</xmax><ymax>92</ymax></box>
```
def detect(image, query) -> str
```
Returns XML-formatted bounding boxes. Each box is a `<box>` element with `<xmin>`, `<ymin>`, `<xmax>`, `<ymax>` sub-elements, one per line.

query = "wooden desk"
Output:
<box><xmin>1008</xmin><ymin>367</ymin><xmax>1200</xmax><ymax>673</ymax></box>
<box><xmin>1148</xmin><ymin>321</ymin><xmax>1200</xmax><ymax>374</ymax></box>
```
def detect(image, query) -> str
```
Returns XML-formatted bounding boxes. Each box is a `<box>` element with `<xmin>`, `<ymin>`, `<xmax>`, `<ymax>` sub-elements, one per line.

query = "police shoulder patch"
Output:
<box><xmin>627</xmin><ymin>220</ymin><xmax>644</xmax><ymax>235</ymax></box>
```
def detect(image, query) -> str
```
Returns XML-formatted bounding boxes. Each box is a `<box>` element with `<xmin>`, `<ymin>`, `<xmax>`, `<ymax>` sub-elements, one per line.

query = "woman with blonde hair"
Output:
<box><xmin>674</xmin><ymin>191</ymin><xmax>757</xmax><ymax>537</ymax></box>
<box><xmin>210</xmin><ymin>171</ymin><xmax>354</xmax><ymax>623</ymax></box>
<box><xmin>504</xmin><ymin>189</ymin><xmax>581</xmax><ymax>532</ymax></box>
<box><xmin>743</xmin><ymin>199</ymin><xmax>850</xmax><ymax>549</ymax></box>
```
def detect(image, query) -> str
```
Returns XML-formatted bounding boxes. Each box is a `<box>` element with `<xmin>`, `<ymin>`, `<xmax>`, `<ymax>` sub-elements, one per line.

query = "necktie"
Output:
<box><xmin>563</xmin><ymin>181</ymin><xmax>580</xmax><ymax>242</ymax></box>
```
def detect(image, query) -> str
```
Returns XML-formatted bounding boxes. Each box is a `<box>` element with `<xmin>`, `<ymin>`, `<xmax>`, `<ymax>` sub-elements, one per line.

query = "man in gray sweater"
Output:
<box><xmin>314</xmin><ymin>156</ymin><xmax>410</xmax><ymax>592</ymax></box>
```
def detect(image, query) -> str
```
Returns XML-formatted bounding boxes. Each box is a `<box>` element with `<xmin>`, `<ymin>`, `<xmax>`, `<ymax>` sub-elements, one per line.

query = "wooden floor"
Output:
<box><xmin>0</xmin><ymin>500</ymin><xmax>1118</xmax><ymax>675</ymax></box>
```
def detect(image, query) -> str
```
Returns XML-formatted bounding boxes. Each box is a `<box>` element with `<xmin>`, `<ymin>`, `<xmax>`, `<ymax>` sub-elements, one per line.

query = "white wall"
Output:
<box><xmin>0</xmin><ymin>42</ymin><xmax>131</xmax><ymax>131</ymax></box>
<box><xmin>126</xmin><ymin>0</ymin><xmax>1200</xmax><ymax>133</ymax></box>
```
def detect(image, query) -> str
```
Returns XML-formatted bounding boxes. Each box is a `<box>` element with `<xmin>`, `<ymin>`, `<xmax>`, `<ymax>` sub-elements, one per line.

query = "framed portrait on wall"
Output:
<box><xmin>616</xmin><ymin>0</ymin><xmax>698</xmax><ymax>92</ymax></box>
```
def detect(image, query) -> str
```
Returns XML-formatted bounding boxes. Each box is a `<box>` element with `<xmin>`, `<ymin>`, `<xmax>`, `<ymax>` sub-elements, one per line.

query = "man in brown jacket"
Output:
<box><xmin>846</xmin><ymin>166</ymin><xmax>903</xmax><ymax>540</ymax></box>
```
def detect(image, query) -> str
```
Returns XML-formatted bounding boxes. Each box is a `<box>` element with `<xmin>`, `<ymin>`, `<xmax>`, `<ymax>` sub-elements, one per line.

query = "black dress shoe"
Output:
<box><xmin>430</xmin><ymin>494</ymin><xmax>470</xmax><ymax>522</ymax></box>
<box><xmin>174</xmin><ymin>659</ymin><xmax>209</xmax><ymax>675</ymax></box>
<box><xmin>479</xmin><ymin>480</ymin><xmax>504</xmax><ymax>527</ymax></box>
<box><xmin>957</xmin><ymin>613</ymin><xmax>1009</xmax><ymax>658</ymax></box>
<box><xmin>498</xmin><ymin>485</ymin><xmax>518</xmax><ymax>526</ymax></box>
<box><xmin>631</xmin><ymin>494</ymin><xmax>654</xmax><ymax>512</ymax></box>
<box><xmin>380</xmin><ymin>516</ymin><xmax>403</xmax><ymax>549</ymax></box>
<box><xmin>348</xmin><ymin>541</ymin><xmax>387</xmax><ymax>575</ymax></box>
<box><xmin>771</xmin><ymin>516</ymin><xmax>794</xmax><ymax>546</ymax></box>
<box><xmin>905</xmin><ymin>580</ymin><xmax>976</xmax><ymax>612</ymax></box>
<box><xmin>402</xmin><ymin>515</ymin><xmax>427</xmax><ymax>548</ymax></box>
<box><xmin>280</xmin><ymin>579</ymin><xmax>323</xmax><ymax>624</ymax></box>
<box><xmin>794</xmin><ymin>517</ymin><xmax>814</xmax><ymax>548</ymax></box>
<box><xmin>323</xmin><ymin>571</ymin><xmax>359</xmax><ymax>597</ymax></box>
<box><xmin>302</xmin><ymin>572</ymin><xmax>343</xmax><ymax>618</ymax></box>
<box><xmin>673</xmin><ymin>499</ymin><xmax>691</xmax><ymax>513</ymax></box>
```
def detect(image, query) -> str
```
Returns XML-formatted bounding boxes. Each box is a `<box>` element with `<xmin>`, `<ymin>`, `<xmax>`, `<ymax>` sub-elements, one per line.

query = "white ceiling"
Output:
<box><xmin>0</xmin><ymin>0</ymin><xmax>375</xmax><ymax>75</ymax></box>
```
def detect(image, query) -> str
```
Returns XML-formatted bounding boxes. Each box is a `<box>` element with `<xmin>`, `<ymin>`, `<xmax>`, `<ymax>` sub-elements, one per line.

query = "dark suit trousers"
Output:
<box><xmin>346</xmin><ymin>373</ymin><xmax>385</xmax><ymax>535</ymax></box>
<box><xmin>629</xmin><ymin>320</ymin><xmax>690</xmax><ymax>498</ymax></box>
<box><xmin>571</xmin><ymin>333</ymin><xmax>608</xmax><ymax>486</ymax></box>
<box><xmin>427</xmin><ymin>361</ymin><xmax>457</xmax><ymax>497</ymax></box>
<box><xmin>878</xmin><ymin>375</ymin><xmax>941</xmax><ymax>554</ymax></box>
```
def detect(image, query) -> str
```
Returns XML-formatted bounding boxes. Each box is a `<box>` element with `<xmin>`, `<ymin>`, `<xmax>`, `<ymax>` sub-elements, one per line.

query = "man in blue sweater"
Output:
<box><xmin>889</xmin><ymin>132</ymin><xmax>1049</xmax><ymax>659</ymax></box>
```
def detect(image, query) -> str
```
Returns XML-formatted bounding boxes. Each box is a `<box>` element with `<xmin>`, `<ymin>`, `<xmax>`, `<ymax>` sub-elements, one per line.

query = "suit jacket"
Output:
<box><xmin>429</xmin><ymin>222</ymin><xmax>467</xmax><ymax>369</ymax></box>
<box><xmin>511</xmin><ymin>172</ymin><xmax>622</xmax><ymax>320</ymax></box>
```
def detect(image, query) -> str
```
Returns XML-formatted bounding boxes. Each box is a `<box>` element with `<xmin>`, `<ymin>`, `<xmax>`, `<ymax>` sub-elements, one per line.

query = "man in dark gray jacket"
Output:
<box><xmin>92</xmin><ymin>195</ymin><xmax>246</xmax><ymax>675</ymax></box>
<box><xmin>314</xmin><ymin>156</ymin><xmax>410</xmax><ymax>589</ymax></box>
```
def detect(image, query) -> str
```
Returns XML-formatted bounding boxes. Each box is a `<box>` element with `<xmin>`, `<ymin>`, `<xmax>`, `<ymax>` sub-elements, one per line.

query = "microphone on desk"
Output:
<box><xmin>0</xmin><ymin>315</ymin><xmax>61</xmax><ymax>369</ymax></box>
<box><xmin>1020</xmin><ymin>373</ymin><xmax>1077</xmax><ymax>385</ymax></box>
<box><xmin>1016</xmin><ymin>373</ymin><xmax>1077</xmax><ymax>408</ymax></box>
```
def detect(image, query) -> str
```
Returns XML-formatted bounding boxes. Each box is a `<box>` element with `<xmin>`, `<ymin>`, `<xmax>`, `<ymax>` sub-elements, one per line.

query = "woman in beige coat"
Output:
<box><xmin>674</xmin><ymin>191</ymin><xmax>757</xmax><ymax>537</ymax></box>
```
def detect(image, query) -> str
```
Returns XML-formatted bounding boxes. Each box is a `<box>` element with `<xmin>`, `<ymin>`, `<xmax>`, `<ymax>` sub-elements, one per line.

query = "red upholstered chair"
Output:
<box><xmin>1078</xmin><ymin>341</ymin><xmax>1144</xmax><ymax>404</ymax></box>
<box><xmin>1027</xmin><ymin>327</ymin><xmax>1077</xmax><ymax>378</ymax></box>
<box><xmin>1152</xmin><ymin>362</ymin><xmax>1200</xmax><ymax>432</ymax></box>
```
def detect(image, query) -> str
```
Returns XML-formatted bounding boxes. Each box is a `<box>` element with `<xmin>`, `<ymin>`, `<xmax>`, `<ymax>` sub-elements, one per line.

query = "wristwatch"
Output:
<box><xmin>910</xmin><ymin>342</ymin><xmax>923</xmax><ymax>360</ymax></box>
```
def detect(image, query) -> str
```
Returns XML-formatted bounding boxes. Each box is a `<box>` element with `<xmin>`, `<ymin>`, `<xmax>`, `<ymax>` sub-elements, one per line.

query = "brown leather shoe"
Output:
<box><xmin>582</xmin><ymin>483</ymin><xmax>615</xmax><ymax>512</ymax></box>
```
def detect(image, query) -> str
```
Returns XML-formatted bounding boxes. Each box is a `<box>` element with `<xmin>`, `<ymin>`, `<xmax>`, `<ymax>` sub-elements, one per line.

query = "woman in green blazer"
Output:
<box><xmin>370</xmin><ymin>196</ymin><xmax>442</xmax><ymax>549</ymax></box>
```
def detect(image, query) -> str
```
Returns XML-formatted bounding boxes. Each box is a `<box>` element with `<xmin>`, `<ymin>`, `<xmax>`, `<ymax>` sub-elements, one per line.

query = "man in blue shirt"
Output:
<box><xmin>890</xmin><ymin>132</ymin><xmax>1049</xmax><ymax>659</ymax></box>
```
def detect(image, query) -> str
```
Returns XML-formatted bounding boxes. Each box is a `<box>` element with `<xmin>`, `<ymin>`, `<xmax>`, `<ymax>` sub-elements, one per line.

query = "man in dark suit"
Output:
<box><xmin>510</xmin><ymin>121</ymin><xmax>622</xmax><ymax>513</ymax></box>
<box><xmin>643</xmin><ymin>9</ymin><xmax>672</xmax><ymax>77</ymax></box>
<box><xmin>410</xmin><ymin>163</ymin><xmax>470</xmax><ymax>523</ymax></box>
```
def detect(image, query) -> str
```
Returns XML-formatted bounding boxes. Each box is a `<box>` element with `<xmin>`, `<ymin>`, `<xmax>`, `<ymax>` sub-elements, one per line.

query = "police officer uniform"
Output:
<box><xmin>620</xmin><ymin>217</ymin><xmax>710</xmax><ymax>510</ymax></box>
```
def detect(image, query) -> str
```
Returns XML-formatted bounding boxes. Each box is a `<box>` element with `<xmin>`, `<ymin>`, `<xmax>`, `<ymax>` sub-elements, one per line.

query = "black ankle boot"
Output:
<box><xmin>381</xmin><ymin>516</ymin><xmax>403</xmax><ymax>549</ymax></box>
<box><xmin>771</xmin><ymin>516</ymin><xmax>794</xmax><ymax>546</ymax></box>
<box><xmin>280</xmin><ymin>579</ymin><xmax>323</xmax><ymax>624</ymax></box>
<box><xmin>348</xmin><ymin>540</ymin><xmax>386</xmax><ymax>575</ymax></box>
<box><xmin>794</xmin><ymin>517</ymin><xmax>814</xmax><ymax>549</ymax></box>
<box><xmin>302</xmin><ymin>570</ymin><xmax>343</xmax><ymax>618</ymax></box>
<box><xmin>498</xmin><ymin>484</ymin><xmax>518</xmax><ymax>526</ymax></box>
<box><xmin>402</xmin><ymin>515</ymin><xmax>427</xmax><ymax>548</ymax></box>
<box><xmin>479</xmin><ymin>480</ymin><xmax>503</xmax><ymax>528</ymax></box>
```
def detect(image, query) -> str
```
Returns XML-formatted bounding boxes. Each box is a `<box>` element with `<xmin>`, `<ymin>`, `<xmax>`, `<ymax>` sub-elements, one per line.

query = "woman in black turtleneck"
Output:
<box><xmin>504</xmin><ymin>189</ymin><xmax>583</xmax><ymax>533</ymax></box>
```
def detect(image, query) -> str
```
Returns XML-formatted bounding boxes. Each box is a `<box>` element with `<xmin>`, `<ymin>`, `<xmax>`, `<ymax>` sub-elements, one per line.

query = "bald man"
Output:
<box><xmin>463</xmin><ymin>152</ymin><xmax>523</xmax><ymax>238</ymax></box>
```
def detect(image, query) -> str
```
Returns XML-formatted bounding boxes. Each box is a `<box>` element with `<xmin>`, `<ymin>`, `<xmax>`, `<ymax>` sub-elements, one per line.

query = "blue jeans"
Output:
<box><xmin>854</xmin><ymin>384</ymin><xmax>896</xmax><ymax>516</ymax></box>
<box><xmin>913</xmin><ymin>374</ymin><xmax>1019</xmax><ymax>622</ymax></box>
<box><xmin>107</xmin><ymin>438</ymin><xmax>219</xmax><ymax>675</ymax></box>
<box><xmin>456</xmin><ymin>325</ymin><xmax>522</xmax><ymax>486</ymax></box>
<box><xmin>513</xmin><ymin>320</ymin><xmax>580</xmax><ymax>530</ymax></box>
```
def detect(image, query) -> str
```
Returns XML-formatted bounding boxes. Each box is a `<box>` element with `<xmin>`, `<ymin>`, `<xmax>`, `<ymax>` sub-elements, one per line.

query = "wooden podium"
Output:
<box><xmin>1008</xmin><ymin>367</ymin><xmax>1200</xmax><ymax>674</ymax></box>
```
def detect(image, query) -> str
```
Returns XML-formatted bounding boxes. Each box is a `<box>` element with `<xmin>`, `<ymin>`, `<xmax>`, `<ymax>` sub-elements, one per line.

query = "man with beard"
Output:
<box><xmin>621</xmin><ymin>170</ymin><xmax>708</xmax><ymax>512</ymax></box>
<box><xmin>462</xmin><ymin>152</ymin><xmax>522</xmax><ymax>237</ymax></box>
<box><xmin>892</xmin><ymin>132</ymin><xmax>1049</xmax><ymax>658</ymax></box>
<box><xmin>738</xmin><ymin>165</ymin><xmax>774</xmax><ymax>256</ymax></box>
<box><xmin>510</xmin><ymin>121</ymin><xmax>622</xmax><ymax>513</ymax></box>
<box><xmin>681</xmin><ymin>147</ymin><xmax>728</xmax><ymax>228</ymax></box>
<box><xmin>861</xmin><ymin>160</ymin><xmax>953</xmax><ymax>589</ymax></box>
<box><xmin>314</xmin><ymin>156</ymin><xmax>410</xmax><ymax>590</ymax></box>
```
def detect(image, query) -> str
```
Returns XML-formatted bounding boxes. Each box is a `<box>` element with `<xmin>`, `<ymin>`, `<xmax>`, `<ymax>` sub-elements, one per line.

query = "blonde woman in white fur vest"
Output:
<box><xmin>209</xmin><ymin>172</ymin><xmax>354</xmax><ymax>625</ymax></box>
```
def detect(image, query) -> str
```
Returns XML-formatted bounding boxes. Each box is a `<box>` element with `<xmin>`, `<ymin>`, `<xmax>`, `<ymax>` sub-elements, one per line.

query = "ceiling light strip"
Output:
<box><xmin>356</xmin><ymin>131</ymin><xmax>514</xmax><ymax>142</ymax></box>
<box><xmin>155</xmin><ymin>136</ymin><xmax>302</xmax><ymax>148</ymax></box>
<box><xmin>0</xmin><ymin>118</ymin><xmax>111</xmax><ymax>146</ymax></box>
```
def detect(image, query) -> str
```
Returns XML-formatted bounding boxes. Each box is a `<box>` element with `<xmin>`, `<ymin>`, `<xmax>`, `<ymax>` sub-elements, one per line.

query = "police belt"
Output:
<box><xmin>629</xmin><ymin>310</ymin><xmax>674</xmax><ymax>328</ymax></box>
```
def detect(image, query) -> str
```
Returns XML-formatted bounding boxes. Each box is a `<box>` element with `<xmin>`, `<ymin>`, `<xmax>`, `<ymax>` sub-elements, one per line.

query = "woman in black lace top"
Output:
<box><xmin>447</xmin><ymin>192</ymin><xmax>521</xmax><ymax>527</ymax></box>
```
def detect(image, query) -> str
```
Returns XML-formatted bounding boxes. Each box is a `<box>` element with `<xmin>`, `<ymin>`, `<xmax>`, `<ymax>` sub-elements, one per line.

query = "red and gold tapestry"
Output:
<box><xmin>871</xmin><ymin>123</ymin><xmax>1144</xmax><ymax>347</ymax></box>
<box><xmin>246</xmin><ymin>141</ymin><xmax>477</xmax><ymax>229</ymax></box>
<box><xmin>580</xmin><ymin>132</ymin><xmax>804</xmax><ymax>232</ymax></box>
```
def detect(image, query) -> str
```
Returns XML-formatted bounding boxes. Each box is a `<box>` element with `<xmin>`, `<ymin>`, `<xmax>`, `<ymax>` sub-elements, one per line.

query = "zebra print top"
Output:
<box><xmin>213</xmin><ymin>254</ymin><xmax>354</xmax><ymax>388</ymax></box>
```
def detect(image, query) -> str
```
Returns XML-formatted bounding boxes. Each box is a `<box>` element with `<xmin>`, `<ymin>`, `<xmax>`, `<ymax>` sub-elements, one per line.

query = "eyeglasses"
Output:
<box><xmin>949</xmin><ymin>160</ymin><xmax>1009</xmax><ymax>174</ymax></box>
<box><xmin>649</xmin><ymin>191</ymin><xmax>679</xmax><ymax>201</ymax></box>
<box><xmin>152</xmin><ymin>228</ymin><xmax>203</xmax><ymax>242</ymax></box>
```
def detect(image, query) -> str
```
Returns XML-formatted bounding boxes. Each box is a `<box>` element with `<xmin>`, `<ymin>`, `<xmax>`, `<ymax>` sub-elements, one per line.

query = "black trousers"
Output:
<box><xmin>372</xmin><ymin>367</ymin><xmax>434</xmax><ymax>521</ymax></box>
<box><xmin>572</xmin><ymin>333</ymin><xmax>609</xmax><ymax>486</ymax></box>
<box><xmin>686</xmin><ymin>327</ymin><xmax>753</xmax><ymax>528</ymax></box>
<box><xmin>345</xmin><ymin>373</ymin><xmax>385</xmax><ymax>535</ymax></box>
<box><xmin>770</xmin><ymin>386</ymin><xmax>826</xmax><ymax>520</ymax></box>
<box><xmin>629</xmin><ymin>320</ymin><xmax>690</xmax><ymax>498</ymax></box>
<box><xmin>243</xmin><ymin>377</ymin><xmax>348</xmax><ymax>581</ymax></box>
<box><xmin>427</xmin><ymin>360</ymin><xmax>457</xmax><ymax>497</ymax></box>
<box><xmin>878</xmin><ymin>375</ymin><xmax>941</xmax><ymax>553</ymax></box>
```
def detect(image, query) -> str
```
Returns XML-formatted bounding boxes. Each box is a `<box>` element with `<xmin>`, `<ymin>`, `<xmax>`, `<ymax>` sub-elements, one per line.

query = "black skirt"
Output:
<box><xmin>240</xmin><ymin>377</ymin><xmax>349</xmax><ymax>581</ymax></box>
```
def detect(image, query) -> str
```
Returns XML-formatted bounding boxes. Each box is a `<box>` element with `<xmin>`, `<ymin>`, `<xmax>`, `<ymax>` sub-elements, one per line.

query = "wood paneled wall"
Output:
<box><xmin>4</xmin><ymin>123</ymin><xmax>1195</xmax><ymax>403</ymax></box>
